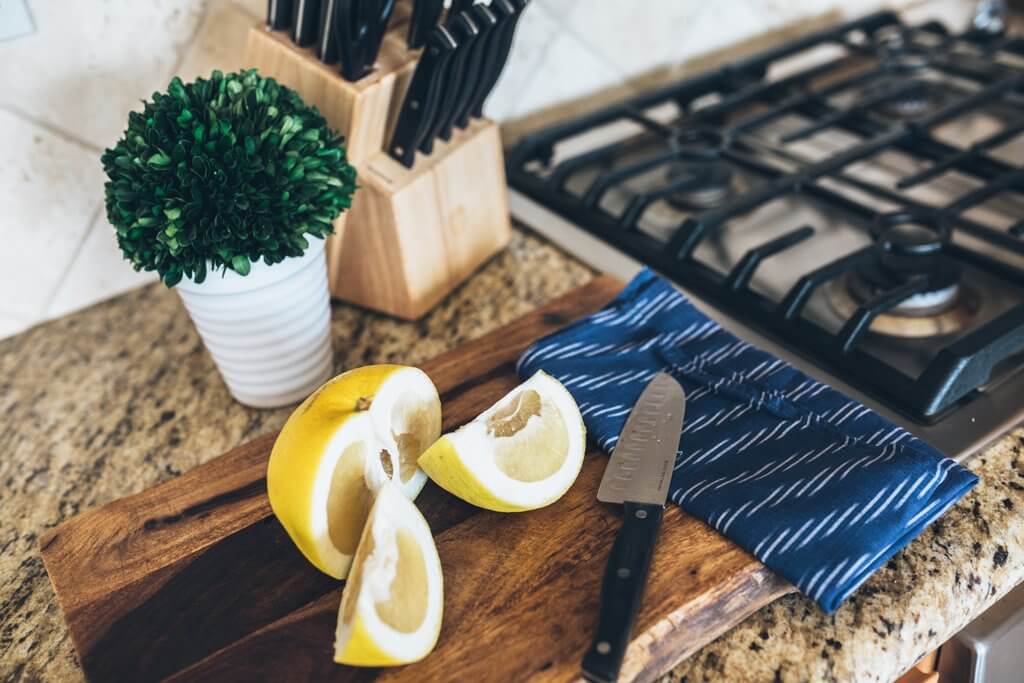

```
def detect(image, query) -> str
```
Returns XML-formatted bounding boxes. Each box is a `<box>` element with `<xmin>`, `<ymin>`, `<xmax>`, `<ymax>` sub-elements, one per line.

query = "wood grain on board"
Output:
<box><xmin>40</xmin><ymin>276</ymin><xmax>793</xmax><ymax>682</ymax></box>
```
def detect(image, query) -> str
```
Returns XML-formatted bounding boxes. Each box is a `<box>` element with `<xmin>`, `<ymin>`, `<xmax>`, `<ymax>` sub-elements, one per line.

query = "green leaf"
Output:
<box><xmin>231</xmin><ymin>254</ymin><xmax>251</xmax><ymax>276</ymax></box>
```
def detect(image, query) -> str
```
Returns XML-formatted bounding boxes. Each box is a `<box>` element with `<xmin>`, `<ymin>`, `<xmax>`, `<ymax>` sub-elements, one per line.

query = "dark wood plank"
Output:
<box><xmin>40</xmin><ymin>275</ymin><xmax>794</xmax><ymax>683</ymax></box>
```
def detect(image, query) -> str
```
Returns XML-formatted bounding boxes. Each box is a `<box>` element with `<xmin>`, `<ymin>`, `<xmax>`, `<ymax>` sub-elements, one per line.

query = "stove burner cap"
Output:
<box><xmin>869</xmin><ymin>78</ymin><xmax>945</xmax><ymax>119</ymax></box>
<box><xmin>862</xmin><ymin>211</ymin><xmax>961</xmax><ymax>314</ymax></box>
<box><xmin>665</xmin><ymin>162</ymin><xmax>735</xmax><ymax>210</ymax></box>
<box><xmin>669</xmin><ymin>126</ymin><xmax>728</xmax><ymax>162</ymax></box>
<box><xmin>663</xmin><ymin>127</ymin><xmax>735</xmax><ymax>210</ymax></box>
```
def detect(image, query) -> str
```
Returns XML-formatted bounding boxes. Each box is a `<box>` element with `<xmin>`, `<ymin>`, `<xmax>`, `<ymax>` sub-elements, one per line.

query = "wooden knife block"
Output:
<box><xmin>246</xmin><ymin>24</ymin><xmax>512</xmax><ymax>319</ymax></box>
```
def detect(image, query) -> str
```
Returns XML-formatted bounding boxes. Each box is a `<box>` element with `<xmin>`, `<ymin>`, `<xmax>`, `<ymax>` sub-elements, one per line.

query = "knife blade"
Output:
<box><xmin>418</xmin><ymin>11</ymin><xmax>478</xmax><ymax>155</ymax></box>
<box><xmin>407</xmin><ymin>0</ymin><xmax>444</xmax><ymax>49</ymax></box>
<box><xmin>467</xmin><ymin>0</ymin><xmax>528</xmax><ymax>119</ymax></box>
<box><xmin>316</xmin><ymin>0</ymin><xmax>340</xmax><ymax>63</ymax></box>
<box><xmin>388</xmin><ymin>26</ymin><xmax>459</xmax><ymax>168</ymax></box>
<box><xmin>291</xmin><ymin>0</ymin><xmax>322</xmax><ymax>47</ymax></box>
<box><xmin>267</xmin><ymin>0</ymin><xmax>294</xmax><ymax>30</ymax></box>
<box><xmin>447</xmin><ymin>4</ymin><xmax>498</xmax><ymax>135</ymax></box>
<box><xmin>582</xmin><ymin>372</ymin><xmax>686</xmax><ymax>683</ymax></box>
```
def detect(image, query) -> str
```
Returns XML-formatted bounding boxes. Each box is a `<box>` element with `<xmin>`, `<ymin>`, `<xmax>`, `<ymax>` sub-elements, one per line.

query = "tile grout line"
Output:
<box><xmin>0</xmin><ymin>102</ymin><xmax>104</xmax><ymax>154</ymax></box>
<box><xmin>167</xmin><ymin>2</ymin><xmax>214</xmax><ymax>79</ymax></box>
<box><xmin>499</xmin><ymin>5</ymin><xmax>574</xmax><ymax>120</ymax></box>
<box><xmin>40</xmin><ymin>204</ymin><xmax>104</xmax><ymax>319</ymax></box>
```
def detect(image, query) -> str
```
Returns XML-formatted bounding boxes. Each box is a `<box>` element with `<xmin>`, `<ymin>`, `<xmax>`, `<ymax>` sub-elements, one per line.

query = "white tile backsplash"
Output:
<box><xmin>0</xmin><ymin>0</ymin><xmax>974</xmax><ymax>339</ymax></box>
<box><xmin>0</xmin><ymin>109</ymin><xmax>104</xmax><ymax>319</ymax></box>
<box><xmin>0</xmin><ymin>0</ymin><xmax>204</xmax><ymax>149</ymax></box>
<box><xmin>46</xmin><ymin>218</ymin><xmax>157</xmax><ymax>319</ymax></box>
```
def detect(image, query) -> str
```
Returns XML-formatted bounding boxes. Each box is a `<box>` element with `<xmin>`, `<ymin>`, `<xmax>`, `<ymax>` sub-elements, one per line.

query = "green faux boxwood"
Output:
<box><xmin>102</xmin><ymin>69</ymin><xmax>357</xmax><ymax>287</ymax></box>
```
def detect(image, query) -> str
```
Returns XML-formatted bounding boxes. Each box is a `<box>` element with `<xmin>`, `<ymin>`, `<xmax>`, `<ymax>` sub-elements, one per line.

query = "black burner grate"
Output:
<box><xmin>507</xmin><ymin>11</ymin><xmax>1024</xmax><ymax>423</ymax></box>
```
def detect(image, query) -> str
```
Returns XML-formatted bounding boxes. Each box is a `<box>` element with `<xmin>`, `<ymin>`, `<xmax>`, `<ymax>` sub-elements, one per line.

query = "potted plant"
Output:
<box><xmin>102</xmin><ymin>69</ymin><xmax>357</xmax><ymax>408</ymax></box>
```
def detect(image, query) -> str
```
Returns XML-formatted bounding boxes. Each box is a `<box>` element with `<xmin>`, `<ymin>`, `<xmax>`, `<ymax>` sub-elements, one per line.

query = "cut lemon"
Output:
<box><xmin>418</xmin><ymin>370</ymin><xmax>585</xmax><ymax>512</ymax></box>
<box><xmin>267</xmin><ymin>365</ymin><xmax>442</xmax><ymax>579</ymax></box>
<box><xmin>334</xmin><ymin>481</ymin><xmax>444</xmax><ymax>666</ymax></box>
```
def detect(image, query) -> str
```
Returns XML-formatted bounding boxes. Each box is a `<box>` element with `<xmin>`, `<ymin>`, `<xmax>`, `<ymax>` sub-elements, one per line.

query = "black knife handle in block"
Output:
<box><xmin>449</xmin><ymin>0</ymin><xmax>475</xmax><ymax>15</ymax></box>
<box><xmin>316</xmin><ymin>0</ymin><xmax>340</xmax><ymax>63</ymax></box>
<box><xmin>582</xmin><ymin>502</ymin><xmax>664</xmax><ymax>683</ymax></box>
<box><xmin>450</xmin><ymin>4</ymin><xmax>497</xmax><ymax>132</ymax></box>
<box><xmin>419</xmin><ymin>12</ymin><xmax>477</xmax><ymax>155</ymax></box>
<box><xmin>362</xmin><ymin>0</ymin><xmax>396</xmax><ymax>75</ymax></box>
<box><xmin>388</xmin><ymin>27</ymin><xmax>457</xmax><ymax>168</ymax></box>
<box><xmin>469</xmin><ymin>0</ymin><xmax>527</xmax><ymax>119</ymax></box>
<box><xmin>407</xmin><ymin>0</ymin><xmax>444</xmax><ymax>49</ymax></box>
<box><xmin>292</xmin><ymin>0</ymin><xmax>322</xmax><ymax>47</ymax></box>
<box><xmin>267</xmin><ymin>0</ymin><xmax>294</xmax><ymax>30</ymax></box>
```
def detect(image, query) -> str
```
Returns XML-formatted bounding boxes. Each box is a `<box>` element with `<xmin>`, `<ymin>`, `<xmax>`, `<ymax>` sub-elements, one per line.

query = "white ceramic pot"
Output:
<box><xmin>176</xmin><ymin>238</ymin><xmax>333</xmax><ymax>408</ymax></box>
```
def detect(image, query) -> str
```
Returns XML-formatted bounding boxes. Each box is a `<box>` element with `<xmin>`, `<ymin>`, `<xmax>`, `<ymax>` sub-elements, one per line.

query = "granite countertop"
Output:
<box><xmin>2</xmin><ymin>226</ymin><xmax>1023</xmax><ymax>682</ymax></box>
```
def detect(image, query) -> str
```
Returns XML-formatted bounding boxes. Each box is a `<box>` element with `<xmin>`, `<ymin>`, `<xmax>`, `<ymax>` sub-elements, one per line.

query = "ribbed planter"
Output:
<box><xmin>176</xmin><ymin>237</ymin><xmax>333</xmax><ymax>408</ymax></box>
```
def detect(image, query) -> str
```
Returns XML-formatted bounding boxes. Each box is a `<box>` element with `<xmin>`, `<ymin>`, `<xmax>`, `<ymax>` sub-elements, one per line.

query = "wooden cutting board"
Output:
<box><xmin>40</xmin><ymin>276</ymin><xmax>793</xmax><ymax>683</ymax></box>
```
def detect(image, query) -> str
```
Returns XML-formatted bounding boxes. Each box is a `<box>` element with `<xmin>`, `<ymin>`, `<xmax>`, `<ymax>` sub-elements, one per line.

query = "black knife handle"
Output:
<box><xmin>316</xmin><ymin>0</ymin><xmax>340</xmax><ymax>63</ymax></box>
<box><xmin>450</xmin><ymin>4</ymin><xmax>497</xmax><ymax>132</ymax></box>
<box><xmin>267</xmin><ymin>0</ymin><xmax>294</xmax><ymax>30</ymax></box>
<box><xmin>407</xmin><ymin>0</ymin><xmax>444</xmax><ymax>49</ymax></box>
<box><xmin>292</xmin><ymin>0</ymin><xmax>322</xmax><ymax>47</ymax></box>
<box><xmin>581</xmin><ymin>502</ymin><xmax>664</xmax><ymax>683</ymax></box>
<box><xmin>449</xmin><ymin>0</ymin><xmax>475</xmax><ymax>15</ymax></box>
<box><xmin>360</xmin><ymin>0</ymin><xmax>396</xmax><ymax>73</ymax></box>
<box><xmin>419</xmin><ymin>12</ymin><xmax>477</xmax><ymax>155</ymax></box>
<box><xmin>469</xmin><ymin>0</ymin><xmax>527</xmax><ymax>118</ymax></box>
<box><xmin>388</xmin><ymin>27</ymin><xmax>457</xmax><ymax>167</ymax></box>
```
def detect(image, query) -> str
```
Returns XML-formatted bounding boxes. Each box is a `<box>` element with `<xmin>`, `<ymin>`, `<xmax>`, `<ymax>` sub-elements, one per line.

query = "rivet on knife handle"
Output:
<box><xmin>582</xmin><ymin>502</ymin><xmax>664</xmax><ymax>683</ymax></box>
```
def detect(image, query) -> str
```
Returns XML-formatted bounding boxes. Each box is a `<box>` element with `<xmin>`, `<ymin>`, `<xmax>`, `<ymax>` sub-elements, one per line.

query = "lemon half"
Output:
<box><xmin>418</xmin><ymin>370</ymin><xmax>585</xmax><ymax>512</ymax></box>
<box><xmin>268</xmin><ymin>365</ymin><xmax>442</xmax><ymax>579</ymax></box>
<box><xmin>334</xmin><ymin>481</ymin><xmax>444</xmax><ymax>666</ymax></box>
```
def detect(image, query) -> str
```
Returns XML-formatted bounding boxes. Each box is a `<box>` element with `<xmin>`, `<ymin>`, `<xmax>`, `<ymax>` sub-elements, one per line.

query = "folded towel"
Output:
<box><xmin>517</xmin><ymin>269</ymin><xmax>977</xmax><ymax>612</ymax></box>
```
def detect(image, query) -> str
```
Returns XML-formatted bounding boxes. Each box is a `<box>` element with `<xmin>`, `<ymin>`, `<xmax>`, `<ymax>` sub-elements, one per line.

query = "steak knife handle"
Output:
<box><xmin>582</xmin><ymin>501</ymin><xmax>663</xmax><ymax>683</ymax></box>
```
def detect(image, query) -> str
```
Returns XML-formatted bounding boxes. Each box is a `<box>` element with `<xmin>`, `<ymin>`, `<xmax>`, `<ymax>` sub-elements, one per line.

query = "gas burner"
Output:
<box><xmin>828</xmin><ymin>211</ymin><xmax>979</xmax><ymax>337</ymax></box>
<box><xmin>665</xmin><ymin>127</ymin><xmax>736</xmax><ymax>209</ymax></box>
<box><xmin>865</xmin><ymin>77</ymin><xmax>947</xmax><ymax>120</ymax></box>
<box><xmin>665</xmin><ymin>162</ymin><xmax>736</xmax><ymax>209</ymax></box>
<box><xmin>827</xmin><ymin>274</ymin><xmax>980</xmax><ymax>338</ymax></box>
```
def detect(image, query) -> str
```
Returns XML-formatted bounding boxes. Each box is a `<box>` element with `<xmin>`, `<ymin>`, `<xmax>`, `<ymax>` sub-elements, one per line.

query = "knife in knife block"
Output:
<box><xmin>245</xmin><ymin>23</ymin><xmax>511</xmax><ymax>320</ymax></box>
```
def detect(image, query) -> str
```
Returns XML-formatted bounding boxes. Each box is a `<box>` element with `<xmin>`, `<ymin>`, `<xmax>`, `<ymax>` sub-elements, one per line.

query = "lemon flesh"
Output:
<box><xmin>334</xmin><ymin>482</ymin><xmax>444</xmax><ymax>666</ymax></box>
<box><xmin>267</xmin><ymin>365</ymin><xmax>442</xmax><ymax>579</ymax></box>
<box><xmin>418</xmin><ymin>370</ymin><xmax>585</xmax><ymax>512</ymax></box>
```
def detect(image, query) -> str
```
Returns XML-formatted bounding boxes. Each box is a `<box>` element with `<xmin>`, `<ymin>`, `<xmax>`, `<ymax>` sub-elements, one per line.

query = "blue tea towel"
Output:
<box><xmin>517</xmin><ymin>269</ymin><xmax>978</xmax><ymax>613</ymax></box>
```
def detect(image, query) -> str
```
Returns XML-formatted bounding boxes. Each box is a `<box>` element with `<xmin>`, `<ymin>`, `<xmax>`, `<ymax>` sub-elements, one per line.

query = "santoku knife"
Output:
<box><xmin>388</xmin><ymin>26</ymin><xmax>459</xmax><ymax>168</ymax></box>
<box><xmin>581</xmin><ymin>372</ymin><xmax>686</xmax><ymax>683</ymax></box>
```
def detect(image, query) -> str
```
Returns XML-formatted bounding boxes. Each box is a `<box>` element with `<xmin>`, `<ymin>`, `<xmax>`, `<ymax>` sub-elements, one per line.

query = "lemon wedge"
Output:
<box><xmin>418</xmin><ymin>370</ymin><xmax>585</xmax><ymax>512</ymax></box>
<box><xmin>334</xmin><ymin>481</ymin><xmax>444</xmax><ymax>666</ymax></box>
<box><xmin>267</xmin><ymin>365</ymin><xmax>442</xmax><ymax>579</ymax></box>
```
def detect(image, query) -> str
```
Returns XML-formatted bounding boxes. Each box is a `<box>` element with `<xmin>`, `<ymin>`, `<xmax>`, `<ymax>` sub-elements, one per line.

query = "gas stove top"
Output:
<box><xmin>507</xmin><ymin>10</ymin><xmax>1024</xmax><ymax>461</ymax></box>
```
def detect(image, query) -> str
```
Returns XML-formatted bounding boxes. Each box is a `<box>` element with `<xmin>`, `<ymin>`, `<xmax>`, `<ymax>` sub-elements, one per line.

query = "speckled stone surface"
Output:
<box><xmin>660</xmin><ymin>429</ymin><xmax>1024</xmax><ymax>683</ymax></box>
<box><xmin>1</xmin><ymin>226</ymin><xmax>1022</xmax><ymax>682</ymax></box>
